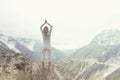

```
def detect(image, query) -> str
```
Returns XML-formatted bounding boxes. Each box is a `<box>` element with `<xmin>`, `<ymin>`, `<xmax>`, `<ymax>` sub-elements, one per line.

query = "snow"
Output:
<box><xmin>25</xmin><ymin>40</ymin><xmax>36</xmax><ymax>51</ymax></box>
<box><xmin>7</xmin><ymin>41</ymin><xmax>20</xmax><ymax>53</ymax></box>
<box><xmin>0</xmin><ymin>35</ymin><xmax>20</xmax><ymax>53</ymax></box>
<box><xmin>93</xmin><ymin>29</ymin><xmax>120</xmax><ymax>46</ymax></box>
<box><xmin>17</xmin><ymin>38</ymin><xmax>37</xmax><ymax>51</ymax></box>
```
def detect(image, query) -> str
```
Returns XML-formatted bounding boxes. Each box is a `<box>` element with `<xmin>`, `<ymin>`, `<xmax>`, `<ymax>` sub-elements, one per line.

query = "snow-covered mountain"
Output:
<box><xmin>0</xmin><ymin>34</ymin><xmax>20</xmax><ymax>52</ymax></box>
<box><xmin>17</xmin><ymin>38</ymin><xmax>42</xmax><ymax>51</ymax></box>
<box><xmin>0</xmin><ymin>33</ymin><xmax>65</xmax><ymax>62</ymax></box>
<box><xmin>68</xmin><ymin>30</ymin><xmax>120</xmax><ymax>63</ymax></box>
<box><xmin>92</xmin><ymin>29</ymin><xmax>120</xmax><ymax>46</ymax></box>
<box><xmin>91</xmin><ymin>29</ymin><xmax>120</xmax><ymax>65</ymax></box>
<box><xmin>0</xmin><ymin>34</ymin><xmax>39</xmax><ymax>62</ymax></box>
<box><xmin>59</xmin><ymin>29</ymin><xmax>120</xmax><ymax>80</ymax></box>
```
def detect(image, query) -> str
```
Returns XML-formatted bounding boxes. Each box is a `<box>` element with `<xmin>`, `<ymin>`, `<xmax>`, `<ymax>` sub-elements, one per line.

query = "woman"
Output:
<box><xmin>40</xmin><ymin>20</ymin><xmax>53</xmax><ymax>71</ymax></box>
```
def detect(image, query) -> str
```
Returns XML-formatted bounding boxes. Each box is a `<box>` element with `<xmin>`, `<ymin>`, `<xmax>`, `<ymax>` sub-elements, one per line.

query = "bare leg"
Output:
<box><xmin>48</xmin><ymin>49</ymin><xmax>52</xmax><ymax>71</ymax></box>
<box><xmin>42</xmin><ymin>49</ymin><xmax>46</xmax><ymax>71</ymax></box>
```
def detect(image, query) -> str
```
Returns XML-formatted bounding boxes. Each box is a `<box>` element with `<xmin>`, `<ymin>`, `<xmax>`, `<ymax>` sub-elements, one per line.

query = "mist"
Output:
<box><xmin>0</xmin><ymin>0</ymin><xmax>120</xmax><ymax>50</ymax></box>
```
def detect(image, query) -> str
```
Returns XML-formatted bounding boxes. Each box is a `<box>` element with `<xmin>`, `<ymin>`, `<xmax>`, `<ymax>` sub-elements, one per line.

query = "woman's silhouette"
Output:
<box><xmin>40</xmin><ymin>20</ymin><xmax>53</xmax><ymax>71</ymax></box>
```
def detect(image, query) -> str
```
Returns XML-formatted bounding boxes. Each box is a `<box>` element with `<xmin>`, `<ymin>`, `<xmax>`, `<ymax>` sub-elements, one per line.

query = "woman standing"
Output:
<box><xmin>40</xmin><ymin>20</ymin><xmax>53</xmax><ymax>71</ymax></box>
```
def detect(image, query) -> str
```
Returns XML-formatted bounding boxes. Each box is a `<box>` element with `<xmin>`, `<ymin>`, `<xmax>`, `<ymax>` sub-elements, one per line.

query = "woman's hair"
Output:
<box><xmin>43</xmin><ymin>26</ymin><xmax>49</xmax><ymax>36</ymax></box>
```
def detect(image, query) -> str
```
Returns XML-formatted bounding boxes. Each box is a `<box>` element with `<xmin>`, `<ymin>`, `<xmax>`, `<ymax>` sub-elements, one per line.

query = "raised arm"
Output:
<box><xmin>40</xmin><ymin>20</ymin><xmax>47</xmax><ymax>31</ymax></box>
<box><xmin>47</xmin><ymin>22</ymin><xmax>53</xmax><ymax>32</ymax></box>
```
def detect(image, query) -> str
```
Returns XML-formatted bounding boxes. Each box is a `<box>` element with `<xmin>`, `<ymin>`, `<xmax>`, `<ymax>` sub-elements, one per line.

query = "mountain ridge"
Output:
<box><xmin>0</xmin><ymin>33</ymin><xmax>65</xmax><ymax>62</ymax></box>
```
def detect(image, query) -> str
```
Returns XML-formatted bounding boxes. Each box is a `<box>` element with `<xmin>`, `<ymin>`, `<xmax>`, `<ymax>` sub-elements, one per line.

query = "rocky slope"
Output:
<box><xmin>0</xmin><ymin>44</ymin><xmax>61</xmax><ymax>80</ymax></box>
<box><xmin>0</xmin><ymin>44</ymin><xmax>32</xmax><ymax>80</ymax></box>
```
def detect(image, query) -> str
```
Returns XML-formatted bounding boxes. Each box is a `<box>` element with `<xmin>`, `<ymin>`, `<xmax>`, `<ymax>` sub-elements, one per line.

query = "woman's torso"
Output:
<box><xmin>42</xmin><ymin>31</ymin><xmax>51</xmax><ymax>48</ymax></box>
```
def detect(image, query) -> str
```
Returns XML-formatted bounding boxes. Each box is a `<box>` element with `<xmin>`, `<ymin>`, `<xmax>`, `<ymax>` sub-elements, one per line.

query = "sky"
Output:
<box><xmin>0</xmin><ymin>0</ymin><xmax>120</xmax><ymax>50</ymax></box>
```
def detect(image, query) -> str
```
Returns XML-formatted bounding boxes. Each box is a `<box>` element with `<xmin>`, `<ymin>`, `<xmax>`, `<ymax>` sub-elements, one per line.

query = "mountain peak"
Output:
<box><xmin>92</xmin><ymin>29</ymin><xmax>120</xmax><ymax>46</ymax></box>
